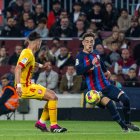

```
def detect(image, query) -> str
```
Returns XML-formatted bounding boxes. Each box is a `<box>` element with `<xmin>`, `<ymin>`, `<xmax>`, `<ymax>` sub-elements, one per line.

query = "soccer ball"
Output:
<box><xmin>85</xmin><ymin>90</ymin><xmax>101</xmax><ymax>105</ymax></box>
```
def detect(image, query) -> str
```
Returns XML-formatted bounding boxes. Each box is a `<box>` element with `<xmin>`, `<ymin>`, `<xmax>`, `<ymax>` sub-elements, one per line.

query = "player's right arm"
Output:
<box><xmin>75</xmin><ymin>54</ymin><xmax>93</xmax><ymax>75</ymax></box>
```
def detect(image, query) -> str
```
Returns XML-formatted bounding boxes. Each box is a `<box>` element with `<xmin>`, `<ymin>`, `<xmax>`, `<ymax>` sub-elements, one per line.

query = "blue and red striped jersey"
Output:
<box><xmin>75</xmin><ymin>51</ymin><xmax>110</xmax><ymax>91</ymax></box>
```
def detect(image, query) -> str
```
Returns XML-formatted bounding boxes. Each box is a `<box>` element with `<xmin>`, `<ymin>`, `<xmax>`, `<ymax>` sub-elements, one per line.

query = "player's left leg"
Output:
<box><xmin>35</xmin><ymin>87</ymin><xmax>67</xmax><ymax>133</ymax></box>
<box><xmin>104</xmin><ymin>85</ymin><xmax>140</xmax><ymax>131</ymax></box>
<box><xmin>118</xmin><ymin>92</ymin><xmax>140</xmax><ymax>131</ymax></box>
<box><xmin>35</xmin><ymin>102</ymin><xmax>49</xmax><ymax>132</ymax></box>
<box><xmin>100</xmin><ymin>97</ymin><xmax>129</xmax><ymax>132</ymax></box>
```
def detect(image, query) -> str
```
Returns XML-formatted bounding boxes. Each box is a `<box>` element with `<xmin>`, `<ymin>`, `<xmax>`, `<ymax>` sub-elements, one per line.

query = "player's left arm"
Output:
<box><xmin>35</xmin><ymin>62</ymin><xmax>43</xmax><ymax>68</ymax></box>
<box><xmin>100</xmin><ymin>58</ymin><xmax>111</xmax><ymax>79</ymax></box>
<box><xmin>35</xmin><ymin>62</ymin><xmax>51</xmax><ymax>69</ymax></box>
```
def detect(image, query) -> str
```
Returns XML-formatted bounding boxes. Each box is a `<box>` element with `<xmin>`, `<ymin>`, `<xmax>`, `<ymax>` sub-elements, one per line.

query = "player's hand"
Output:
<box><xmin>104</xmin><ymin>70</ymin><xmax>111</xmax><ymax>79</ymax></box>
<box><xmin>92</xmin><ymin>57</ymin><xmax>98</xmax><ymax>65</ymax></box>
<box><xmin>16</xmin><ymin>87</ymin><xmax>22</xmax><ymax>97</ymax></box>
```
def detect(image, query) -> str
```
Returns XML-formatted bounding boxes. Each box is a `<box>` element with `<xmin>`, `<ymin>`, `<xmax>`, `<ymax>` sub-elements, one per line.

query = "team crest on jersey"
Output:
<box><xmin>75</xmin><ymin>59</ymin><xmax>79</xmax><ymax>66</ymax></box>
<box><xmin>97</xmin><ymin>55</ymin><xmax>100</xmax><ymax>59</ymax></box>
<box><xmin>38</xmin><ymin>89</ymin><xmax>42</xmax><ymax>94</ymax></box>
<box><xmin>21</xmin><ymin>58</ymin><xmax>28</xmax><ymax>64</ymax></box>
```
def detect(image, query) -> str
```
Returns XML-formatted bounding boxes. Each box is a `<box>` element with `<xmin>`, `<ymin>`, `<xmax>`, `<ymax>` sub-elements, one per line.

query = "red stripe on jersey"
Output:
<box><xmin>97</xmin><ymin>65</ymin><xmax>105</xmax><ymax>89</ymax></box>
<box><xmin>85</xmin><ymin>56</ymin><xmax>95</xmax><ymax>90</ymax></box>
<box><xmin>89</xmin><ymin>70</ymin><xmax>95</xmax><ymax>90</ymax></box>
<box><xmin>93</xmin><ymin>54</ymin><xmax>105</xmax><ymax>89</ymax></box>
<box><xmin>18</xmin><ymin>62</ymin><xmax>25</xmax><ymax>68</ymax></box>
<box><xmin>26</xmin><ymin>66</ymin><xmax>33</xmax><ymax>86</ymax></box>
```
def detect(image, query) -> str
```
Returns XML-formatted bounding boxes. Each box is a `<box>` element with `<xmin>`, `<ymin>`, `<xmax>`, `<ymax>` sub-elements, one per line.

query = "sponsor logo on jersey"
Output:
<box><xmin>97</xmin><ymin>55</ymin><xmax>100</xmax><ymax>59</ymax></box>
<box><xmin>21</xmin><ymin>58</ymin><xmax>28</xmax><ymax>64</ymax></box>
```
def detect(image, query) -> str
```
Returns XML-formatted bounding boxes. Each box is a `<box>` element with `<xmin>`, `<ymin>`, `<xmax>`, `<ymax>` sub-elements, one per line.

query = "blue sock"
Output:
<box><xmin>106</xmin><ymin>100</ymin><xmax>126</xmax><ymax>128</ymax></box>
<box><xmin>119</xmin><ymin>94</ymin><xmax>131</xmax><ymax>124</ymax></box>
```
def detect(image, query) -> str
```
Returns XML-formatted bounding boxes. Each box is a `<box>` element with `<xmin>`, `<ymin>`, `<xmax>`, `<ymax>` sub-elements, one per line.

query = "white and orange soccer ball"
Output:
<box><xmin>85</xmin><ymin>90</ymin><xmax>101</xmax><ymax>105</ymax></box>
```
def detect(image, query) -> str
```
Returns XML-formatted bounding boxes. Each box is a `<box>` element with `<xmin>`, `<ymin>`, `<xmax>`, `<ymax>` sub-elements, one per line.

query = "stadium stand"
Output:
<box><xmin>0</xmin><ymin>0</ymin><xmax>140</xmax><ymax>121</ymax></box>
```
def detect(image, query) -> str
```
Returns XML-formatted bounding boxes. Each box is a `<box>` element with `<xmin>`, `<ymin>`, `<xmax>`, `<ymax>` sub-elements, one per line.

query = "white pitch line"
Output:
<box><xmin>0</xmin><ymin>129</ymin><xmax>35</xmax><ymax>131</ymax></box>
<box><xmin>0</xmin><ymin>132</ymin><xmax>139</xmax><ymax>137</ymax></box>
<box><xmin>0</xmin><ymin>129</ymin><xmax>126</xmax><ymax>132</ymax></box>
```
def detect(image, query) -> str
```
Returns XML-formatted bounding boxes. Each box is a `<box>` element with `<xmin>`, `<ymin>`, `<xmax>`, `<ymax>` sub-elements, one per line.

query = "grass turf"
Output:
<box><xmin>0</xmin><ymin>121</ymin><xmax>140</xmax><ymax>140</ymax></box>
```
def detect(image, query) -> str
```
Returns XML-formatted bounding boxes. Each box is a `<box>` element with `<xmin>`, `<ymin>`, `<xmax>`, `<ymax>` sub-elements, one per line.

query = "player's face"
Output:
<box><xmin>82</xmin><ymin>37</ymin><xmax>95</xmax><ymax>53</ymax></box>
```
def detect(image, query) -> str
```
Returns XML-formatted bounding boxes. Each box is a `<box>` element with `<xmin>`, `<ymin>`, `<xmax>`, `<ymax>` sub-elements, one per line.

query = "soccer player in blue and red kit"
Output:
<box><xmin>75</xmin><ymin>32</ymin><xmax>139</xmax><ymax>131</ymax></box>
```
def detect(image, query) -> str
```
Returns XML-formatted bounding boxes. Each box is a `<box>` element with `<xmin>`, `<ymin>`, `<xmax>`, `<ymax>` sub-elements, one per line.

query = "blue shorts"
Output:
<box><xmin>101</xmin><ymin>85</ymin><xmax>123</xmax><ymax>102</ymax></box>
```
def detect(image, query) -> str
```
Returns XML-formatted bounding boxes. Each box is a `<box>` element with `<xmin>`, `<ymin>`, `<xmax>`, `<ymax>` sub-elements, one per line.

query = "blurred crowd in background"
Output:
<box><xmin>0</xmin><ymin>0</ymin><xmax>140</xmax><ymax>94</ymax></box>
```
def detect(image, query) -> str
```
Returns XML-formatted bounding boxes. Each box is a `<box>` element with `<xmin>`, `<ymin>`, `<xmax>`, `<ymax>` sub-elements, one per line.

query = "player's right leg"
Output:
<box><xmin>36</xmin><ymin>88</ymin><xmax>67</xmax><ymax>133</ymax></box>
<box><xmin>100</xmin><ymin>97</ymin><xmax>129</xmax><ymax>132</ymax></box>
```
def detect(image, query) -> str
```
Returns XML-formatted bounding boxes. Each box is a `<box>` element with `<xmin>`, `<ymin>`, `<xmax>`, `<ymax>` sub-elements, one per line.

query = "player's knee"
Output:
<box><xmin>49</xmin><ymin>90</ymin><xmax>58</xmax><ymax>100</ymax></box>
<box><xmin>119</xmin><ymin>93</ymin><xmax>130</xmax><ymax>106</ymax></box>
<box><xmin>100</xmin><ymin>97</ymin><xmax>110</xmax><ymax>106</ymax></box>
<box><xmin>50</xmin><ymin>94</ymin><xmax>58</xmax><ymax>100</ymax></box>
<box><xmin>44</xmin><ymin>89</ymin><xmax>58</xmax><ymax>100</ymax></box>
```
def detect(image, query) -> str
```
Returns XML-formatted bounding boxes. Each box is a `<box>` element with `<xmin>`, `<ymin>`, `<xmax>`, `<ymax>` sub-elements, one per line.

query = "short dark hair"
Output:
<box><xmin>28</xmin><ymin>32</ymin><xmax>41</xmax><ymax>41</ymax></box>
<box><xmin>76</xmin><ymin>19</ymin><xmax>84</xmax><ymax>23</ymax></box>
<box><xmin>120</xmin><ymin>8</ymin><xmax>128</xmax><ymax>13</ymax></box>
<box><xmin>111</xmin><ymin>41</ymin><xmax>118</xmax><ymax>45</ymax></box>
<box><xmin>73</xmin><ymin>2</ymin><xmax>81</xmax><ymax>7</ymax></box>
<box><xmin>129</xmin><ymin>68</ymin><xmax>136</xmax><ymax>71</ymax></box>
<box><xmin>82</xmin><ymin>32</ymin><xmax>95</xmax><ymax>40</ymax></box>
<box><xmin>38</xmin><ymin>18</ymin><xmax>47</xmax><ymax>24</ymax></box>
<box><xmin>105</xmin><ymin>2</ymin><xmax>113</xmax><ymax>7</ymax></box>
<box><xmin>67</xmin><ymin>64</ymin><xmax>75</xmax><ymax>69</ymax></box>
<box><xmin>92</xmin><ymin>2</ymin><xmax>101</xmax><ymax>7</ymax></box>
<box><xmin>53</xmin><ymin>37</ymin><xmax>60</xmax><ymax>41</ymax></box>
<box><xmin>53</xmin><ymin>0</ymin><xmax>60</xmax><ymax>5</ymax></box>
<box><xmin>1</xmin><ymin>74</ymin><xmax>9</xmax><ymax>81</ymax></box>
<box><xmin>7</xmin><ymin>17</ymin><xmax>13</xmax><ymax>21</ymax></box>
<box><xmin>35</xmin><ymin>3</ymin><xmax>42</xmax><ymax>8</ymax></box>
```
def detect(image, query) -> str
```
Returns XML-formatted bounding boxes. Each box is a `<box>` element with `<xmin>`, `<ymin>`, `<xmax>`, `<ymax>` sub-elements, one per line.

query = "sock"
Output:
<box><xmin>106</xmin><ymin>100</ymin><xmax>126</xmax><ymax>128</ymax></box>
<box><xmin>40</xmin><ymin>102</ymin><xmax>49</xmax><ymax>123</ymax></box>
<box><xmin>119</xmin><ymin>94</ymin><xmax>131</xmax><ymax>124</ymax></box>
<box><xmin>48</xmin><ymin>100</ymin><xmax>57</xmax><ymax>126</ymax></box>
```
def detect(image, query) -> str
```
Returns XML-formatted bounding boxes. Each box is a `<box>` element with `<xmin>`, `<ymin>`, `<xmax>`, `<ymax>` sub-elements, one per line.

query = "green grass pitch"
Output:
<box><xmin>0</xmin><ymin>121</ymin><xmax>140</xmax><ymax>140</ymax></box>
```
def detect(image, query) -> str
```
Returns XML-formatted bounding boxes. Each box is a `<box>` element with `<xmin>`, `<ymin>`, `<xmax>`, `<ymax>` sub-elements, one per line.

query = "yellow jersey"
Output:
<box><xmin>17</xmin><ymin>48</ymin><xmax>35</xmax><ymax>86</ymax></box>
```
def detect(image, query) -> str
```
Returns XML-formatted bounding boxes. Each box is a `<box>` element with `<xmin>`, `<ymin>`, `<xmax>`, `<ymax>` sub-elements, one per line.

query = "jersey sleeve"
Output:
<box><xmin>17</xmin><ymin>50</ymin><xmax>32</xmax><ymax>68</ymax></box>
<box><xmin>100</xmin><ymin>57</ymin><xmax>107</xmax><ymax>72</ymax></box>
<box><xmin>95</xmin><ymin>52</ymin><xmax>108</xmax><ymax>73</ymax></box>
<box><xmin>75</xmin><ymin>53</ymin><xmax>93</xmax><ymax>75</ymax></box>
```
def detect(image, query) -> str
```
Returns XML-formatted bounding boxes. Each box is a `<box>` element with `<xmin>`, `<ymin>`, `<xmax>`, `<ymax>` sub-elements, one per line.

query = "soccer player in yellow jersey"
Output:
<box><xmin>15</xmin><ymin>32</ymin><xmax>67</xmax><ymax>133</ymax></box>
